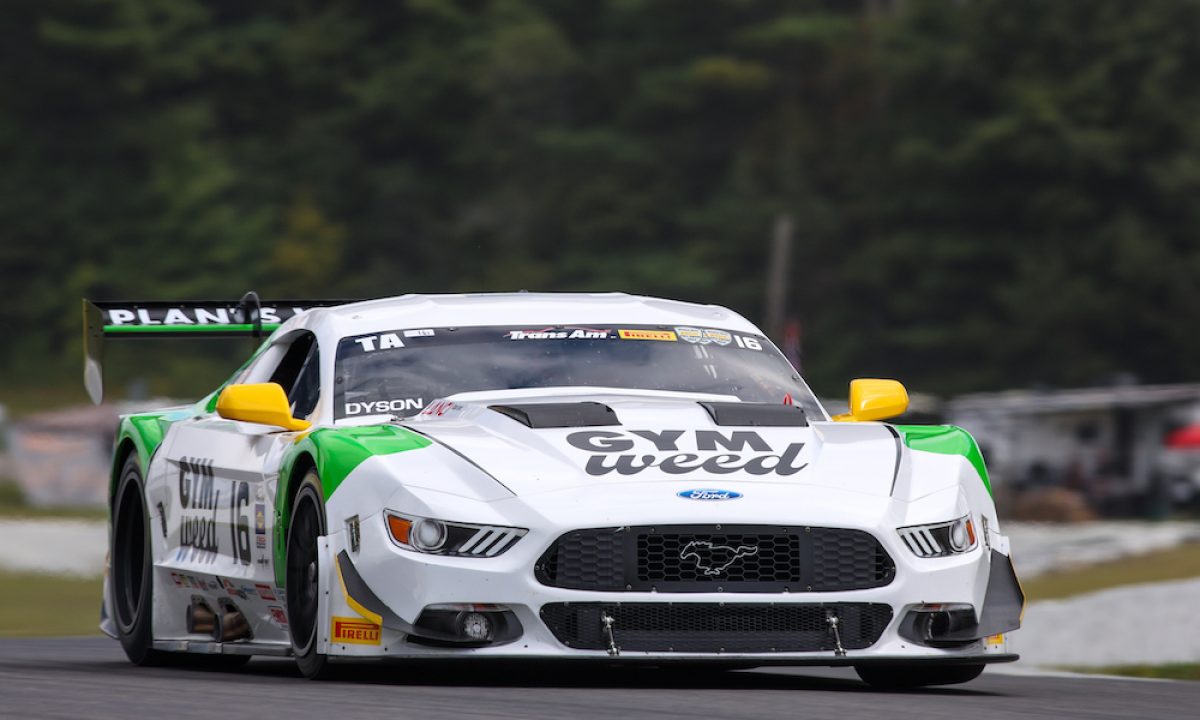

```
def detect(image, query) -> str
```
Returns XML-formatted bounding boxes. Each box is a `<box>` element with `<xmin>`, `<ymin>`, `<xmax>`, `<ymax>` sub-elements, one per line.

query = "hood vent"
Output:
<box><xmin>489</xmin><ymin>402</ymin><xmax>620</xmax><ymax>429</ymax></box>
<box><xmin>699</xmin><ymin>402</ymin><xmax>808</xmax><ymax>427</ymax></box>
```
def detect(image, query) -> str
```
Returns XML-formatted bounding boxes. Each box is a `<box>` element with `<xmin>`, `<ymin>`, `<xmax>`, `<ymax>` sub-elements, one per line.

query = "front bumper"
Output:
<box><xmin>318</xmin><ymin>509</ymin><xmax>1021</xmax><ymax>663</ymax></box>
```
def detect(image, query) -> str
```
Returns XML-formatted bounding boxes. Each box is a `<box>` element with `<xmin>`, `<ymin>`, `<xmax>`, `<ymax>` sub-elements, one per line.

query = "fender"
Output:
<box><xmin>893</xmin><ymin>424</ymin><xmax>992</xmax><ymax>496</ymax></box>
<box><xmin>108</xmin><ymin>339</ymin><xmax>273</xmax><ymax>501</ymax></box>
<box><xmin>109</xmin><ymin>408</ymin><xmax>193</xmax><ymax>502</ymax></box>
<box><xmin>274</xmin><ymin>425</ymin><xmax>431</xmax><ymax>586</ymax></box>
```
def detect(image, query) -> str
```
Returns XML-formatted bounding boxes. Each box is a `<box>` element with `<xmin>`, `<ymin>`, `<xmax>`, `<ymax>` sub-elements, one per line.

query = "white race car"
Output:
<box><xmin>87</xmin><ymin>292</ymin><xmax>1022</xmax><ymax>687</ymax></box>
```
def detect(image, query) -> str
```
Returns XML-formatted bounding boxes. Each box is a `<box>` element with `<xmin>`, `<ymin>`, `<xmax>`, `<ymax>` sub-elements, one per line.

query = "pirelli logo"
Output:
<box><xmin>332</xmin><ymin>616</ymin><xmax>381</xmax><ymax>645</ymax></box>
<box><xmin>618</xmin><ymin>329</ymin><xmax>678</xmax><ymax>342</ymax></box>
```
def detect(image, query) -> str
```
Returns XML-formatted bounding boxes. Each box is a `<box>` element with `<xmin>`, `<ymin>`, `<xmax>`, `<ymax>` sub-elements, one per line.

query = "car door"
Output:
<box><xmin>146</xmin><ymin>331</ymin><xmax>322</xmax><ymax>634</ymax></box>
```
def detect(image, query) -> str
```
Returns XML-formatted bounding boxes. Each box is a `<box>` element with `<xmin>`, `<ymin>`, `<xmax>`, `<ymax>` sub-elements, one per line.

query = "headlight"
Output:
<box><xmin>897</xmin><ymin>515</ymin><xmax>977</xmax><ymax>558</ymax></box>
<box><xmin>385</xmin><ymin>512</ymin><xmax>527</xmax><ymax>557</ymax></box>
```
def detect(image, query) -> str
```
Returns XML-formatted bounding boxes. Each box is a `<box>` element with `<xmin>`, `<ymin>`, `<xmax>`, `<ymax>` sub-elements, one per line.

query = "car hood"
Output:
<box><xmin>398</xmin><ymin>388</ymin><xmax>903</xmax><ymax>500</ymax></box>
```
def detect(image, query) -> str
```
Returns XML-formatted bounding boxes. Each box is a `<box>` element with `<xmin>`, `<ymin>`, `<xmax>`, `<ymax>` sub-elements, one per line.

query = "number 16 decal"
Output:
<box><xmin>734</xmin><ymin>335</ymin><xmax>762</xmax><ymax>351</ymax></box>
<box><xmin>229</xmin><ymin>481</ymin><xmax>252</xmax><ymax>566</ymax></box>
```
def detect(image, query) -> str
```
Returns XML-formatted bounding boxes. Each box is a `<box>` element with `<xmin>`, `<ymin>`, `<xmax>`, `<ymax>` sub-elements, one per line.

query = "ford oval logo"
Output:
<box><xmin>677</xmin><ymin>488</ymin><xmax>742</xmax><ymax>501</ymax></box>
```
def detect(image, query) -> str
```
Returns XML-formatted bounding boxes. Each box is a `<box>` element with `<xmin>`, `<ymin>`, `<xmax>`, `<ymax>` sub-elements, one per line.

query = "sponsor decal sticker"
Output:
<box><xmin>508</xmin><ymin>327</ymin><xmax>610</xmax><ymax>340</ymax></box>
<box><xmin>177</xmin><ymin>457</ymin><xmax>219</xmax><ymax>561</ymax></box>
<box><xmin>677</xmin><ymin>329</ymin><xmax>765</xmax><ymax>350</ymax></box>
<box><xmin>403</xmin><ymin>328</ymin><xmax>435</xmax><ymax>338</ymax></box>
<box><xmin>222</xmin><ymin>578</ymin><xmax>247</xmax><ymax>599</ymax></box>
<box><xmin>352</xmin><ymin>333</ymin><xmax>405</xmax><ymax>352</ymax></box>
<box><xmin>255</xmin><ymin>503</ymin><xmax>266</xmax><ymax>549</ymax></box>
<box><xmin>176</xmin><ymin>458</ymin><xmax>253</xmax><ymax>566</ymax></box>
<box><xmin>677</xmin><ymin>488</ymin><xmax>743</xmax><ymax>501</ymax></box>
<box><xmin>102</xmin><ymin>305</ymin><xmax>311</xmax><ymax>327</ymax></box>
<box><xmin>255</xmin><ymin>583</ymin><xmax>276</xmax><ymax>601</ymax></box>
<box><xmin>703</xmin><ymin>329</ymin><xmax>732</xmax><ymax>346</ymax></box>
<box><xmin>332</xmin><ymin>616</ymin><xmax>381</xmax><ymax>645</ymax></box>
<box><xmin>344</xmin><ymin>398</ymin><xmax>424</xmax><ymax>416</ymax></box>
<box><xmin>618</xmin><ymin>328</ymin><xmax>677</xmax><ymax>341</ymax></box>
<box><xmin>420</xmin><ymin>400</ymin><xmax>458</xmax><ymax>417</ymax></box>
<box><xmin>566</xmin><ymin>430</ymin><xmax>807</xmax><ymax>477</ymax></box>
<box><xmin>269</xmin><ymin>605</ymin><xmax>288</xmax><ymax>626</ymax></box>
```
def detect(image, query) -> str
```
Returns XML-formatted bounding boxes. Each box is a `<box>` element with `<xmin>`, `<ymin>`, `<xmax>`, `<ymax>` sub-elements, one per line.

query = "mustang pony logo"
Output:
<box><xmin>679</xmin><ymin>540</ymin><xmax>759</xmax><ymax>577</ymax></box>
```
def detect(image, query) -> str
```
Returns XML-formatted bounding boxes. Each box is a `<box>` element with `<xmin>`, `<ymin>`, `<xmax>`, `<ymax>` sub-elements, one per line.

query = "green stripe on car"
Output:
<box><xmin>104</xmin><ymin>323</ymin><xmax>282</xmax><ymax>333</ymax></box>
<box><xmin>893</xmin><ymin>424</ymin><xmax>992</xmax><ymax>496</ymax></box>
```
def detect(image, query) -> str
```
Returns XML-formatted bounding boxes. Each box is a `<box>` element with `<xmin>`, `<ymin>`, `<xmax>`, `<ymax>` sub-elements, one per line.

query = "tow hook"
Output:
<box><xmin>826</xmin><ymin>611</ymin><xmax>847</xmax><ymax>657</ymax></box>
<box><xmin>601</xmin><ymin>611</ymin><xmax>620</xmax><ymax>657</ymax></box>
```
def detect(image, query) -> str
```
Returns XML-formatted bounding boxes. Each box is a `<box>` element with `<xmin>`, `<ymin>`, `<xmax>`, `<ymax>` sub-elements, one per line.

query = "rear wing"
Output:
<box><xmin>83</xmin><ymin>291</ymin><xmax>352</xmax><ymax>404</ymax></box>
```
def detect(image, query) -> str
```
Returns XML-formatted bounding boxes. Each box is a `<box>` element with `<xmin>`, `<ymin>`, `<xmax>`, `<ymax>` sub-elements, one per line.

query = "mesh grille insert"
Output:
<box><xmin>540</xmin><ymin>602</ymin><xmax>893</xmax><ymax>653</ymax></box>
<box><xmin>535</xmin><ymin>525</ymin><xmax>894</xmax><ymax>593</ymax></box>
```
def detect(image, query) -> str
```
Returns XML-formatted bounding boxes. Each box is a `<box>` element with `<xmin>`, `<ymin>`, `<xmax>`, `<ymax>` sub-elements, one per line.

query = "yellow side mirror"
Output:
<box><xmin>216</xmin><ymin>383</ymin><xmax>311</xmax><ymax>431</ymax></box>
<box><xmin>832</xmin><ymin>378</ymin><xmax>909</xmax><ymax>422</ymax></box>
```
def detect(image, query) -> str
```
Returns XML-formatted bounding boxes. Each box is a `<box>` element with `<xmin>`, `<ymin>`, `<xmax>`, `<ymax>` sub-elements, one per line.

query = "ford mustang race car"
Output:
<box><xmin>85</xmin><ymin>292</ymin><xmax>1023</xmax><ymax>687</ymax></box>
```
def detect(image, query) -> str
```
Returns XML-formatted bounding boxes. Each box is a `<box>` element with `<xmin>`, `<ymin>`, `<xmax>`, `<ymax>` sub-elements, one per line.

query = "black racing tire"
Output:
<box><xmin>854</xmin><ymin>663</ymin><xmax>986</xmax><ymax>689</ymax></box>
<box><xmin>287</xmin><ymin>470</ymin><xmax>332</xmax><ymax>679</ymax></box>
<box><xmin>111</xmin><ymin>454</ymin><xmax>169</xmax><ymax>666</ymax></box>
<box><xmin>111</xmin><ymin>455</ymin><xmax>254</xmax><ymax>671</ymax></box>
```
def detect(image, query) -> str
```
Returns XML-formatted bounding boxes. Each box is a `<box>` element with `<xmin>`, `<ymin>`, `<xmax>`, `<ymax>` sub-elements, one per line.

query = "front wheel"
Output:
<box><xmin>287</xmin><ymin>470</ymin><xmax>332</xmax><ymax>679</ymax></box>
<box><xmin>855</xmin><ymin>663</ymin><xmax>985</xmax><ymax>689</ymax></box>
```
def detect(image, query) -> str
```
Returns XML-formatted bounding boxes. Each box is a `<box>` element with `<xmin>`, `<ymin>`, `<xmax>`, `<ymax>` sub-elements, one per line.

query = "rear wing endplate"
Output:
<box><xmin>83</xmin><ymin>291</ymin><xmax>351</xmax><ymax>404</ymax></box>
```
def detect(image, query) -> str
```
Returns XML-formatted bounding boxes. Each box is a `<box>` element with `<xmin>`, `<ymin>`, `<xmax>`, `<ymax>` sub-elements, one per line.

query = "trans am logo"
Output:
<box><xmin>679</xmin><ymin>540</ymin><xmax>760</xmax><ymax>577</ymax></box>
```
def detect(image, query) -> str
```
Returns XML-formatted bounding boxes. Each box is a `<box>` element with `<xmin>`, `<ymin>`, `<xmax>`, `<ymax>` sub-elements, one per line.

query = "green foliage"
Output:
<box><xmin>1</xmin><ymin>0</ymin><xmax>1198</xmax><ymax>401</ymax></box>
<box><xmin>1063</xmin><ymin>663</ymin><xmax>1200</xmax><ymax>682</ymax></box>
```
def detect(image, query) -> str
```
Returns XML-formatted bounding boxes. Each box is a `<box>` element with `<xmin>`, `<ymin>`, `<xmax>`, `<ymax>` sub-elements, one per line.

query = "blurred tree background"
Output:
<box><xmin>2</xmin><ymin>0</ymin><xmax>1199</xmax><ymax>403</ymax></box>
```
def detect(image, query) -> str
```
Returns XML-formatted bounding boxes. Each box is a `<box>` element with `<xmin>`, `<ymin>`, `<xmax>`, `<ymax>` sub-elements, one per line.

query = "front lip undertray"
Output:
<box><xmin>539</xmin><ymin>601</ymin><xmax>894</xmax><ymax>653</ymax></box>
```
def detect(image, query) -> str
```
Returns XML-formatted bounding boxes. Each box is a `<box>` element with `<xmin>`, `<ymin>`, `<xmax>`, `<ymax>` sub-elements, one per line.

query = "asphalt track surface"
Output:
<box><xmin>1</xmin><ymin>638</ymin><xmax>1197</xmax><ymax>719</ymax></box>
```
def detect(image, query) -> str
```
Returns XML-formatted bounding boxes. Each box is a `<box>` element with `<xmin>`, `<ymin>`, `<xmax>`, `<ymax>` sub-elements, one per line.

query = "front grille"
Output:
<box><xmin>540</xmin><ymin>602</ymin><xmax>893</xmax><ymax>653</ymax></box>
<box><xmin>535</xmin><ymin>525</ymin><xmax>894</xmax><ymax>593</ymax></box>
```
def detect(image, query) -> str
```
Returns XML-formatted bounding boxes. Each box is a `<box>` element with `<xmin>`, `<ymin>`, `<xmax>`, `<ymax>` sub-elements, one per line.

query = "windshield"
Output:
<box><xmin>333</xmin><ymin>324</ymin><xmax>822</xmax><ymax>419</ymax></box>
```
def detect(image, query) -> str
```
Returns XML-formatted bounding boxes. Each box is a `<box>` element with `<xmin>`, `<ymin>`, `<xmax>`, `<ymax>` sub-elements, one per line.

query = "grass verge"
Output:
<box><xmin>0</xmin><ymin>482</ymin><xmax>107</xmax><ymax>521</ymax></box>
<box><xmin>0</xmin><ymin>570</ymin><xmax>103</xmax><ymax>637</ymax></box>
<box><xmin>1022</xmin><ymin>542</ymin><xmax>1200</xmax><ymax>601</ymax></box>
<box><xmin>1061</xmin><ymin>664</ymin><xmax>1200</xmax><ymax>681</ymax></box>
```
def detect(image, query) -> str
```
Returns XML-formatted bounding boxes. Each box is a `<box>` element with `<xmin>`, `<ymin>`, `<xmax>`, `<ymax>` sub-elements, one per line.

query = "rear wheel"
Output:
<box><xmin>111</xmin><ymin>454</ymin><xmax>167</xmax><ymax>666</ymax></box>
<box><xmin>855</xmin><ymin>663</ymin><xmax>985</xmax><ymax>689</ymax></box>
<box><xmin>111</xmin><ymin>454</ymin><xmax>253</xmax><ymax>670</ymax></box>
<box><xmin>287</xmin><ymin>471</ymin><xmax>331</xmax><ymax>679</ymax></box>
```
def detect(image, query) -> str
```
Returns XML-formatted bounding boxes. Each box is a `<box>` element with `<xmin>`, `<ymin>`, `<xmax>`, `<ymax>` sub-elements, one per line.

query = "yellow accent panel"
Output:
<box><xmin>335</xmin><ymin>554</ymin><xmax>383</xmax><ymax>627</ymax></box>
<box><xmin>835</xmin><ymin>378</ymin><xmax>909</xmax><ymax>422</ymax></box>
<box><xmin>1013</xmin><ymin>552</ymin><xmax>1028</xmax><ymax>624</ymax></box>
<box><xmin>215</xmin><ymin>383</ymin><xmax>311</xmax><ymax>431</ymax></box>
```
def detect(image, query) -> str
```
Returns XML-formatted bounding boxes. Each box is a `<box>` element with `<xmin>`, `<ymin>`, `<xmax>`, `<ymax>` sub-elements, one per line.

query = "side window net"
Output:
<box><xmin>268</xmin><ymin>332</ymin><xmax>320</xmax><ymax>418</ymax></box>
<box><xmin>289</xmin><ymin>346</ymin><xmax>321</xmax><ymax>419</ymax></box>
